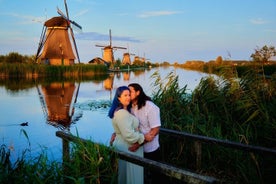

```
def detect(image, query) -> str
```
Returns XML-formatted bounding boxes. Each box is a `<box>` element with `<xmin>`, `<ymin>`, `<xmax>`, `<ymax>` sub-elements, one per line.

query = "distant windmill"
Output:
<box><xmin>95</xmin><ymin>29</ymin><xmax>127</xmax><ymax>66</ymax></box>
<box><xmin>35</xmin><ymin>0</ymin><xmax>82</xmax><ymax>65</ymax></box>
<box><xmin>134</xmin><ymin>52</ymin><xmax>150</xmax><ymax>63</ymax></box>
<box><xmin>122</xmin><ymin>44</ymin><xmax>135</xmax><ymax>65</ymax></box>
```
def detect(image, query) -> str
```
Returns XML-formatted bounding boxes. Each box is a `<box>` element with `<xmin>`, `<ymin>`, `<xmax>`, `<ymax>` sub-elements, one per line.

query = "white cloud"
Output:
<box><xmin>3</xmin><ymin>12</ymin><xmax>45</xmax><ymax>24</ymax></box>
<box><xmin>75</xmin><ymin>9</ymin><xmax>89</xmax><ymax>17</ymax></box>
<box><xmin>250</xmin><ymin>18</ymin><xmax>268</xmax><ymax>25</ymax></box>
<box><xmin>138</xmin><ymin>11</ymin><xmax>182</xmax><ymax>18</ymax></box>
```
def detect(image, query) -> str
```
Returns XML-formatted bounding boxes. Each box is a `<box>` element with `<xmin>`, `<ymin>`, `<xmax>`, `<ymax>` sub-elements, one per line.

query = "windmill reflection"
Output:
<box><xmin>103</xmin><ymin>73</ymin><xmax>114</xmax><ymax>100</ymax></box>
<box><xmin>100</xmin><ymin>71</ymin><xmax>130</xmax><ymax>100</ymax></box>
<box><xmin>37</xmin><ymin>82</ymin><xmax>81</xmax><ymax>130</ymax></box>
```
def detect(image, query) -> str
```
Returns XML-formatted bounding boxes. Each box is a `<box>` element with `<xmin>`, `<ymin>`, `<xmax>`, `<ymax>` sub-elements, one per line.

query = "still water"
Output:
<box><xmin>0</xmin><ymin>66</ymin><xmax>207</xmax><ymax>162</ymax></box>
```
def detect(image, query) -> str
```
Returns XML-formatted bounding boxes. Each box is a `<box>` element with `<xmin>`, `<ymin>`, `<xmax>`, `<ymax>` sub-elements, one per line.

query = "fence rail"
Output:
<box><xmin>56</xmin><ymin>130</ymin><xmax>218</xmax><ymax>184</ymax></box>
<box><xmin>160</xmin><ymin>128</ymin><xmax>276</xmax><ymax>156</ymax></box>
<box><xmin>56</xmin><ymin>128</ymin><xmax>276</xmax><ymax>184</ymax></box>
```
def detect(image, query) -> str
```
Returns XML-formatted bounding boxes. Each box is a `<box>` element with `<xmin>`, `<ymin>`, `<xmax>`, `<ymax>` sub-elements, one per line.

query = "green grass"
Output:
<box><xmin>0</xmin><ymin>130</ymin><xmax>118</xmax><ymax>184</ymax></box>
<box><xmin>151</xmin><ymin>67</ymin><xmax>276</xmax><ymax>183</ymax></box>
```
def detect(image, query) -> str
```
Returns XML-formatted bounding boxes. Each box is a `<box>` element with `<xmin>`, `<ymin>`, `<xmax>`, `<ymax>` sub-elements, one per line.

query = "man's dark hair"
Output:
<box><xmin>128</xmin><ymin>83</ymin><xmax>151</xmax><ymax>110</ymax></box>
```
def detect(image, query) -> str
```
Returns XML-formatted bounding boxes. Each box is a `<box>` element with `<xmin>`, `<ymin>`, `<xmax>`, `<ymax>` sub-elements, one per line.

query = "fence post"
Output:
<box><xmin>194</xmin><ymin>141</ymin><xmax>202</xmax><ymax>170</ymax></box>
<box><xmin>62</xmin><ymin>138</ymin><xmax>70</xmax><ymax>178</ymax></box>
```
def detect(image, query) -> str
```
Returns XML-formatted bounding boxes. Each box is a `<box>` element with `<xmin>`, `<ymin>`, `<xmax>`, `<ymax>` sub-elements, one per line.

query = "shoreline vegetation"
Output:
<box><xmin>1</xmin><ymin>52</ymin><xmax>276</xmax><ymax>183</ymax></box>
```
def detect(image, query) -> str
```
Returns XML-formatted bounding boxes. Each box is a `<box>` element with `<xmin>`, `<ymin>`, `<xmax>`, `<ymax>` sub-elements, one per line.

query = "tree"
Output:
<box><xmin>5</xmin><ymin>52</ymin><xmax>24</xmax><ymax>63</ymax></box>
<box><xmin>250</xmin><ymin>45</ymin><xmax>276</xmax><ymax>63</ymax></box>
<box><xmin>215</xmin><ymin>56</ymin><xmax>223</xmax><ymax>65</ymax></box>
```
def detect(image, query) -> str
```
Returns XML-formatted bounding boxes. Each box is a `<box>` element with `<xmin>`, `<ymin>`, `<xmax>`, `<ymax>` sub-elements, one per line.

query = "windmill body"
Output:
<box><xmin>39</xmin><ymin>16</ymin><xmax>75</xmax><ymax>65</ymax></box>
<box><xmin>35</xmin><ymin>0</ymin><xmax>81</xmax><ymax>65</ymax></box>
<box><xmin>102</xmin><ymin>46</ymin><xmax>114</xmax><ymax>63</ymax></box>
<box><xmin>122</xmin><ymin>53</ymin><xmax>131</xmax><ymax>65</ymax></box>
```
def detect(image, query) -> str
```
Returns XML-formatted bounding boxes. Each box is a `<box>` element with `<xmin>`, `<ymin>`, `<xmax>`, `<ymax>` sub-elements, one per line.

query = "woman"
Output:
<box><xmin>108</xmin><ymin>86</ymin><xmax>146</xmax><ymax>184</ymax></box>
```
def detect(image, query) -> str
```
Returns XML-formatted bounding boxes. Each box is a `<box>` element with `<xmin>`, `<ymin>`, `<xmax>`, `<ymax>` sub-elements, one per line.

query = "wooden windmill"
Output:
<box><xmin>35</xmin><ymin>0</ymin><xmax>82</xmax><ymax>65</ymax></box>
<box><xmin>122</xmin><ymin>45</ymin><xmax>135</xmax><ymax>65</ymax></box>
<box><xmin>95</xmin><ymin>29</ymin><xmax>127</xmax><ymax>67</ymax></box>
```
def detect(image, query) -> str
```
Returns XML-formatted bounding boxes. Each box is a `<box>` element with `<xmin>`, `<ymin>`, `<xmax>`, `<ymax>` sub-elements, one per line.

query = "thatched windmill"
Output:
<box><xmin>35</xmin><ymin>0</ymin><xmax>82</xmax><ymax>65</ymax></box>
<box><xmin>95</xmin><ymin>29</ymin><xmax>126</xmax><ymax>67</ymax></box>
<box><xmin>122</xmin><ymin>45</ymin><xmax>135</xmax><ymax>65</ymax></box>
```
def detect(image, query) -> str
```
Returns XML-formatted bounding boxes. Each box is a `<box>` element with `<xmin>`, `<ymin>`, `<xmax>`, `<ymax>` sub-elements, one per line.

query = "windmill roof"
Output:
<box><xmin>44</xmin><ymin>16</ymin><xmax>69</xmax><ymax>27</ymax></box>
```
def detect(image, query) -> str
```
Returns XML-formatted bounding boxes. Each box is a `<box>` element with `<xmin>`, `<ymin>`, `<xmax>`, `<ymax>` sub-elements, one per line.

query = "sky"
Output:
<box><xmin>0</xmin><ymin>0</ymin><xmax>276</xmax><ymax>64</ymax></box>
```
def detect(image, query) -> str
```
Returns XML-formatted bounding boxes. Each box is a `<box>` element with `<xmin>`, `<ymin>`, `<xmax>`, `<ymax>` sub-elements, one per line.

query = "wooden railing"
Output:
<box><xmin>56</xmin><ymin>128</ymin><xmax>276</xmax><ymax>184</ymax></box>
<box><xmin>160</xmin><ymin>128</ymin><xmax>276</xmax><ymax>155</ymax></box>
<box><xmin>56</xmin><ymin>131</ymin><xmax>218</xmax><ymax>184</ymax></box>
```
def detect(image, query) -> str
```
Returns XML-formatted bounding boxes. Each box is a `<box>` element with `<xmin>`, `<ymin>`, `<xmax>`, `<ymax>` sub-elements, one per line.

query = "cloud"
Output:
<box><xmin>3</xmin><ymin>12</ymin><xmax>45</xmax><ymax>24</ymax></box>
<box><xmin>75</xmin><ymin>32</ymin><xmax>142</xmax><ymax>43</ymax></box>
<box><xmin>138</xmin><ymin>10</ymin><xmax>182</xmax><ymax>18</ymax></box>
<box><xmin>75</xmin><ymin>9</ymin><xmax>89</xmax><ymax>17</ymax></box>
<box><xmin>250</xmin><ymin>18</ymin><xmax>268</xmax><ymax>25</ymax></box>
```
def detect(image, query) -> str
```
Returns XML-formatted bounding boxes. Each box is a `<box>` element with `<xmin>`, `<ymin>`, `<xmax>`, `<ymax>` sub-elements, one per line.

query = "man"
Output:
<box><xmin>128</xmin><ymin>83</ymin><xmax>161</xmax><ymax>184</ymax></box>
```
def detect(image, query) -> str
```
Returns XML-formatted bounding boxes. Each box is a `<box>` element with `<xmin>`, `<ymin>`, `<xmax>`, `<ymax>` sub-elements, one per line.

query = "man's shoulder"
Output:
<box><xmin>145</xmin><ymin>100</ymin><xmax>159</xmax><ymax>109</ymax></box>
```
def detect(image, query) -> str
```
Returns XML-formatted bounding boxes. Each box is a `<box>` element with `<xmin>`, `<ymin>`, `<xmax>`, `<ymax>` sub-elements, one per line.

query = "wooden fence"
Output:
<box><xmin>56</xmin><ymin>130</ymin><xmax>218</xmax><ymax>184</ymax></box>
<box><xmin>56</xmin><ymin>128</ymin><xmax>276</xmax><ymax>183</ymax></box>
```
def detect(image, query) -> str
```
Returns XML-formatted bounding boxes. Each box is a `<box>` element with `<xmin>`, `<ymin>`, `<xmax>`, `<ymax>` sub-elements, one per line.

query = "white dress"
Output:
<box><xmin>112</xmin><ymin>109</ymin><xmax>144</xmax><ymax>184</ymax></box>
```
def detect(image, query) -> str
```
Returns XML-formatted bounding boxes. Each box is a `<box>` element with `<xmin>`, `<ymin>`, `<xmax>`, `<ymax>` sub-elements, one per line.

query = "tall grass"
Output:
<box><xmin>0</xmin><ymin>63</ymin><xmax>108</xmax><ymax>79</ymax></box>
<box><xmin>0</xmin><ymin>130</ymin><xmax>118</xmax><ymax>184</ymax></box>
<box><xmin>151</xmin><ymin>67</ymin><xmax>276</xmax><ymax>183</ymax></box>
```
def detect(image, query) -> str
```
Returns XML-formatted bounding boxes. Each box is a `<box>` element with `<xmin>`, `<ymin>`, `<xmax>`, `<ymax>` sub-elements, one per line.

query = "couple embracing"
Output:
<box><xmin>108</xmin><ymin>83</ymin><xmax>161</xmax><ymax>184</ymax></box>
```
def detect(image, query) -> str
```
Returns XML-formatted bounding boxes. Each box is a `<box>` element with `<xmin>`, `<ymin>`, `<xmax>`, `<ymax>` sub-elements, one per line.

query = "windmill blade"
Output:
<box><xmin>64</xmin><ymin>0</ymin><xmax>70</xmax><ymax>20</ymax></box>
<box><xmin>109</xmin><ymin>29</ymin><xmax>112</xmax><ymax>47</ymax></box>
<box><xmin>57</xmin><ymin>7</ymin><xmax>82</xmax><ymax>31</ymax></box>
<box><xmin>113</xmin><ymin>46</ymin><xmax>127</xmax><ymax>50</ymax></box>
<box><xmin>69</xmin><ymin>27</ymin><xmax>81</xmax><ymax>63</ymax></box>
<box><xmin>69</xmin><ymin>20</ymin><xmax>82</xmax><ymax>30</ymax></box>
<box><xmin>57</xmin><ymin>7</ymin><xmax>67</xmax><ymax>19</ymax></box>
<box><xmin>95</xmin><ymin>44</ymin><xmax>107</xmax><ymax>47</ymax></box>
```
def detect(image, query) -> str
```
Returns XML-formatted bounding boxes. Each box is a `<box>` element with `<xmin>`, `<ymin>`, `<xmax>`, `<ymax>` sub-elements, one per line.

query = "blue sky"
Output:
<box><xmin>0</xmin><ymin>0</ymin><xmax>275</xmax><ymax>63</ymax></box>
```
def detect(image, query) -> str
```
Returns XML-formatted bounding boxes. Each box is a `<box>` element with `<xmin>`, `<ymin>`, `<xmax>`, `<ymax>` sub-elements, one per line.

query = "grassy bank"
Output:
<box><xmin>0</xmin><ymin>63</ymin><xmax>108</xmax><ymax>79</ymax></box>
<box><xmin>151</xmin><ymin>67</ymin><xmax>276</xmax><ymax>183</ymax></box>
<box><xmin>0</xmin><ymin>130</ymin><xmax>117</xmax><ymax>184</ymax></box>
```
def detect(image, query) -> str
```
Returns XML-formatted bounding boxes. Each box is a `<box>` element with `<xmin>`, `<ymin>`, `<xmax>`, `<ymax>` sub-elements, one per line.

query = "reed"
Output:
<box><xmin>151</xmin><ymin>67</ymin><xmax>276</xmax><ymax>183</ymax></box>
<box><xmin>0</xmin><ymin>63</ymin><xmax>108</xmax><ymax>79</ymax></box>
<box><xmin>0</xmin><ymin>129</ymin><xmax>118</xmax><ymax>184</ymax></box>
<box><xmin>64</xmin><ymin>135</ymin><xmax>118</xmax><ymax>184</ymax></box>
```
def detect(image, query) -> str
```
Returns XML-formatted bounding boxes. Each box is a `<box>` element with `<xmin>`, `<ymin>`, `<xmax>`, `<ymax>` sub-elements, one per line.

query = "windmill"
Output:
<box><xmin>122</xmin><ymin>44</ymin><xmax>135</xmax><ymax>65</ymax></box>
<box><xmin>95</xmin><ymin>29</ymin><xmax>127</xmax><ymax>67</ymax></box>
<box><xmin>35</xmin><ymin>0</ymin><xmax>82</xmax><ymax>65</ymax></box>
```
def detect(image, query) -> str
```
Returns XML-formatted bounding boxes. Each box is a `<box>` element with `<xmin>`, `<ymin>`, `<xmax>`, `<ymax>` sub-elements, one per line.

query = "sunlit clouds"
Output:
<box><xmin>138</xmin><ymin>11</ymin><xmax>182</xmax><ymax>18</ymax></box>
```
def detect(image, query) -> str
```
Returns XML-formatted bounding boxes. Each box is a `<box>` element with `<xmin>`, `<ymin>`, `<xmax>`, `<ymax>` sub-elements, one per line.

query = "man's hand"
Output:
<box><xmin>128</xmin><ymin>142</ymin><xmax>140</xmax><ymax>152</ymax></box>
<box><xmin>109</xmin><ymin>133</ymin><xmax>116</xmax><ymax>146</ymax></box>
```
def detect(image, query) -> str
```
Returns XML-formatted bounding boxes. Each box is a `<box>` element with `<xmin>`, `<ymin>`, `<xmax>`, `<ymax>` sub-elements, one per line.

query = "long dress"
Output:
<box><xmin>112</xmin><ymin>109</ymin><xmax>144</xmax><ymax>184</ymax></box>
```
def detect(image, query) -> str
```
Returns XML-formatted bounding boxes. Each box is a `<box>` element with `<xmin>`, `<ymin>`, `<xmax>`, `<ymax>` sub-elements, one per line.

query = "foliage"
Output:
<box><xmin>215</xmin><ymin>56</ymin><xmax>223</xmax><ymax>65</ymax></box>
<box><xmin>0</xmin><ymin>131</ymin><xmax>118</xmax><ymax>184</ymax></box>
<box><xmin>0</xmin><ymin>63</ymin><xmax>108</xmax><ymax>79</ymax></box>
<box><xmin>250</xmin><ymin>45</ymin><xmax>276</xmax><ymax>63</ymax></box>
<box><xmin>0</xmin><ymin>52</ymin><xmax>34</xmax><ymax>64</ymax></box>
<box><xmin>151</xmin><ymin>68</ymin><xmax>276</xmax><ymax>183</ymax></box>
<box><xmin>65</xmin><ymin>137</ymin><xmax>118</xmax><ymax>184</ymax></box>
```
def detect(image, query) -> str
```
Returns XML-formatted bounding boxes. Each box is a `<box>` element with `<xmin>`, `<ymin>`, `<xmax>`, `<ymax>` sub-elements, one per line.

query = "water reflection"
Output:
<box><xmin>0</xmin><ymin>67</ymin><xmax>208</xmax><ymax>162</ymax></box>
<box><xmin>37</xmin><ymin>82</ymin><xmax>81</xmax><ymax>130</ymax></box>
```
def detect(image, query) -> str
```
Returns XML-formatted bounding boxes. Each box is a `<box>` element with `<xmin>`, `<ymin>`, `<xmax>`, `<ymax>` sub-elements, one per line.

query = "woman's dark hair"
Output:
<box><xmin>108</xmin><ymin>86</ymin><xmax>131</xmax><ymax>118</ymax></box>
<box><xmin>128</xmin><ymin>83</ymin><xmax>151</xmax><ymax>110</ymax></box>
